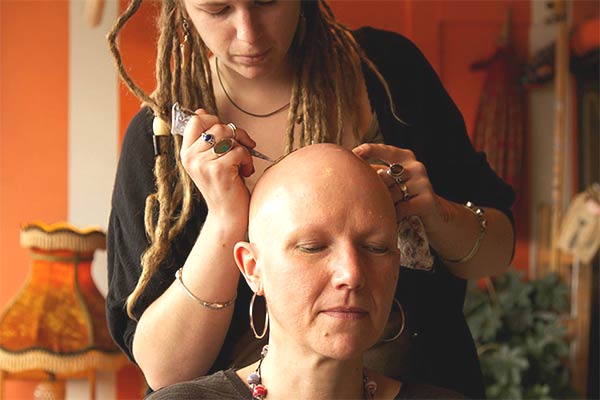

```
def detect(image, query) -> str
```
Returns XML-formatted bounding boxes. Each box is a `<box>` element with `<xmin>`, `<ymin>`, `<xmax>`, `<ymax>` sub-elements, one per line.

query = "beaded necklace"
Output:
<box><xmin>246</xmin><ymin>345</ymin><xmax>377</xmax><ymax>400</ymax></box>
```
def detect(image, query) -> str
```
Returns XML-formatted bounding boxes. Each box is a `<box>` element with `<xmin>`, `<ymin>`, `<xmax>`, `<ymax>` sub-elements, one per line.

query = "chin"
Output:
<box><xmin>315</xmin><ymin>334</ymin><xmax>377</xmax><ymax>361</ymax></box>
<box><xmin>234</xmin><ymin>67</ymin><xmax>269</xmax><ymax>80</ymax></box>
<box><xmin>228</xmin><ymin>53</ymin><xmax>285</xmax><ymax>80</ymax></box>
<box><xmin>237</xmin><ymin>63</ymin><xmax>281</xmax><ymax>80</ymax></box>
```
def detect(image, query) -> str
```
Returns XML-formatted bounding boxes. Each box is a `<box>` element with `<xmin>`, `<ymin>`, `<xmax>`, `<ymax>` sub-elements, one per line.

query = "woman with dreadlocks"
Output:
<box><xmin>106</xmin><ymin>0</ymin><xmax>515</xmax><ymax>397</ymax></box>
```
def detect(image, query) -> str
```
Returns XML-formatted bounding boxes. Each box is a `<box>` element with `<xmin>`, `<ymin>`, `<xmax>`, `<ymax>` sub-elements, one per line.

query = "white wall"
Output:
<box><xmin>67</xmin><ymin>1</ymin><xmax>119</xmax><ymax>398</ymax></box>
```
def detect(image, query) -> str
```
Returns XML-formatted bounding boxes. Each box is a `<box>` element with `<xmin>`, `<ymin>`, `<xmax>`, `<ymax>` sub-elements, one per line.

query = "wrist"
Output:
<box><xmin>440</xmin><ymin>202</ymin><xmax>487</xmax><ymax>264</ymax></box>
<box><xmin>204</xmin><ymin>209</ymin><xmax>249</xmax><ymax>236</ymax></box>
<box><xmin>422</xmin><ymin>196</ymin><xmax>459</xmax><ymax>235</ymax></box>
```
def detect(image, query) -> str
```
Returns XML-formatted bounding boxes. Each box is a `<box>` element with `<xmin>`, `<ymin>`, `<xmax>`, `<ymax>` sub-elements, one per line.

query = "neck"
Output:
<box><xmin>256</xmin><ymin>341</ymin><xmax>365</xmax><ymax>400</ymax></box>
<box><xmin>213</xmin><ymin>57</ymin><xmax>293</xmax><ymax>114</ymax></box>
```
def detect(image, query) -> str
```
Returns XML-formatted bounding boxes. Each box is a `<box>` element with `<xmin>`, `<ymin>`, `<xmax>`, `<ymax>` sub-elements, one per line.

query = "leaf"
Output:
<box><xmin>464</xmin><ymin>267</ymin><xmax>577</xmax><ymax>398</ymax></box>
<box><xmin>466</xmin><ymin>299</ymin><xmax>502</xmax><ymax>342</ymax></box>
<box><xmin>531</xmin><ymin>273</ymin><xmax>568</xmax><ymax>312</ymax></box>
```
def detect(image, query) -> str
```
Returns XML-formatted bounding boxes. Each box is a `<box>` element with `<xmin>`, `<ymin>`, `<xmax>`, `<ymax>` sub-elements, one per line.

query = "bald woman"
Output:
<box><xmin>148</xmin><ymin>144</ymin><xmax>462</xmax><ymax>400</ymax></box>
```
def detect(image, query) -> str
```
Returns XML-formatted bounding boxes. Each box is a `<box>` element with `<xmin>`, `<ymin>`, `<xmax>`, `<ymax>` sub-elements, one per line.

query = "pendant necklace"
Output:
<box><xmin>216</xmin><ymin>58</ymin><xmax>291</xmax><ymax>118</ymax></box>
<box><xmin>246</xmin><ymin>345</ymin><xmax>377</xmax><ymax>400</ymax></box>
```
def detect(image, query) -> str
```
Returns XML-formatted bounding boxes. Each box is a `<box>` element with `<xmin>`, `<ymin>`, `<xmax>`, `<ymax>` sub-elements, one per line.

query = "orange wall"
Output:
<box><xmin>0</xmin><ymin>1</ymin><xmax>69</xmax><ymax>398</ymax></box>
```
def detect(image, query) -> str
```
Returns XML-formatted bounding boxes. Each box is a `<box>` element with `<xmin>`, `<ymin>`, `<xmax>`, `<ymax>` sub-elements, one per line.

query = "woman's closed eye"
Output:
<box><xmin>194</xmin><ymin>1</ymin><xmax>230</xmax><ymax>16</ymax></box>
<box><xmin>295</xmin><ymin>243</ymin><xmax>327</xmax><ymax>254</ymax></box>
<box><xmin>202</xmin><ymin>6</ymin><xmax>229</xmax><ymax>17</ymax></box>
<box><xmin>361</xmin><ymin>244</ymin><xmax>390</xmax><ymax>255</ymax></box>
<box><xmin>254</xmin><ymin>0</ymin><xmax>277</xmax><ymax>7</ymax></box>
<box><xmin>200</xmin><ymin>1</ymin><xmax>276</xmax><ymax>16</ymax></box>
<box><xmin>295</xmin><ymin>243</ymin><xmax>391</xmax><ymax>255</ymax></box>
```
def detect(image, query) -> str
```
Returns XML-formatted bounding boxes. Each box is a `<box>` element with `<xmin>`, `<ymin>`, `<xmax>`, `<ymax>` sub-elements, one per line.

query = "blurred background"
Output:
<box><xmin>0</xmin><ymin>0</ymin><xmax>598</xmax><ymax>399</ymax></box>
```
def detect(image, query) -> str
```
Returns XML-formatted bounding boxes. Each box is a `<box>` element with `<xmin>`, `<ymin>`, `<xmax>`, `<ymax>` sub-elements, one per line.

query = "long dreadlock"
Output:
<box><xmin>107</xmin><ymin>0</ymin><xmax>401</xmax><ymax>319</ymax></box>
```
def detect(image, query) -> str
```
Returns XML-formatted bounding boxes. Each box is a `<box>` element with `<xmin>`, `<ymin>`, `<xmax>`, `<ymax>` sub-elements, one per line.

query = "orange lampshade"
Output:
<box><xmin>0</xmin><ymin>222</ymin><xmax>126</xmax><ymax>377</ymax></box>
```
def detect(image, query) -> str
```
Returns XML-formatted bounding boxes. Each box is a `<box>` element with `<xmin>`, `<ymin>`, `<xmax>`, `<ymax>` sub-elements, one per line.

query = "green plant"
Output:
<box><xmin>464</xmin><ymin>269</ymin><xmax>579</xmax><ymax>399</ymax></box>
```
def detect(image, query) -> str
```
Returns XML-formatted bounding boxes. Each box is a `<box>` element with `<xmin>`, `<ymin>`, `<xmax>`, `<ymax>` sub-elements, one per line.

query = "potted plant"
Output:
<box><xmin>464</xmin><ymin>269</ymin><xmax>579</xmax><ymax>399</ymax></box>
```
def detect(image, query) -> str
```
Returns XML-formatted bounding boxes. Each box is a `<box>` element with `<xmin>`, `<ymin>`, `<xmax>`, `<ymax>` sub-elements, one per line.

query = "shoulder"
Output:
<box><xmin>353</xmin><ymin>27</ymin><xmax>416</xmax><ymax>50</ymax></box>
<box><xmin>396</xmin><ymin>381</ymin><xmax>466</xmax><ymax>399</ymax></box>
<box><xmin>120</xmin><ymin>107</ymin><xmax>155</xmax><ymax>152</ymax></box>
<box><xmin>351</xmin><ymin>26</ymin><xmax>440</xmax><ymax>125</ymax></box>
<box><xmin>115</xmin><ymin>107</ymin><xmax>156</xmax><ymax>183</ymax></box>
<box><xmin>146</xmin><ymin>369</ymin><xmax>250</xmax><ymax>400</ymax></box>
<box><xmin>353</xmin><ymin>27</ymin><xmax>429</xmax><ymax>74</ymax></box>
<box><xmin>112</xmin><ymin>107</ymin><xmax>156</xmax><ymax>201</ymax></box>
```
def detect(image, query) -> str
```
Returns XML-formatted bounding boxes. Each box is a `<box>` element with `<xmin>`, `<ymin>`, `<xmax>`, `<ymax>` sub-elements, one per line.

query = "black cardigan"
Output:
<box><xmin>107</xmin><ymin>27</ymin><xmax>515</xmax><ymax>399</ymax></box>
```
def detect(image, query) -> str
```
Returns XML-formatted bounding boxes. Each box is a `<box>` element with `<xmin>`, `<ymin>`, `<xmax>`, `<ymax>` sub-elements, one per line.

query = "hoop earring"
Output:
<box><xmin>380</xmin><ymin>299</ymin><xmax>405</xmax><ymax>343</ymax></box>
<box><xmin>249</xmin><ymin>292</ymin><xmax>269</xmax><ymax>339</ymax></box>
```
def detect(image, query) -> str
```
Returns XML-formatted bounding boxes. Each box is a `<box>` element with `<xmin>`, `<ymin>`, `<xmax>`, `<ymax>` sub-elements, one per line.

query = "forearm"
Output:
<box><xmin>426</xmin><ymin>197</ymin><xmax>514</xmax><ymax>279</ymax></box>
<box><xmin>132</xmin><ymin>213</ymin><xmax>245</xmax><ymax>390</ymax></box>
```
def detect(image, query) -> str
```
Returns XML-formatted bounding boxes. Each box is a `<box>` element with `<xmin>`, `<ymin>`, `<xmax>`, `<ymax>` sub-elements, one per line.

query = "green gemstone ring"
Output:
<box><xmin>212</xmin><ymin>138</ymin><xmax>235</xmax><ymax>157</ymax></box>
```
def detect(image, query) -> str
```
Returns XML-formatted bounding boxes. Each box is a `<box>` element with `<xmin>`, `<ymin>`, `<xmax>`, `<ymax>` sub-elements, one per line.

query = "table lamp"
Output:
<box><xmin>0</xmin><ymin>222</ymin><xmax>128</xmax><ymax>399</ymax></box>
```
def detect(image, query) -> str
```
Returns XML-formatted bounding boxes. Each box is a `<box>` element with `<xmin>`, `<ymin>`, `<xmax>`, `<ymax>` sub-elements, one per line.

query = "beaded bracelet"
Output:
<box><xmin>175</xmin><ymin>268</ymin><xmax>237</xmax><ymax>309</ymax></box>
<box><xmin>442</xmin><ymin>202</ymin><xmax>487</xmax><ymax>264</ymax></box>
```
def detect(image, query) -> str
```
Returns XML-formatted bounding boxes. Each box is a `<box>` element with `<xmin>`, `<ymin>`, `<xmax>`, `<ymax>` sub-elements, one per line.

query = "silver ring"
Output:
<box><xmin>212</xmin><ymin>138</ymin><xmax>235</xmax><ymax>157</ymax></box>
<box><xmin>387</xmin><ymin>163</ymin><xmax>405</xmax><ymax>184</ymax></box>
<box><xmin>200</xmin><ymin>132</ymin><xmax>215</xmax><ymax>147</ymax></box>
<box><xmin>226</xmin><ymin>122</ymin><xmax>237</xmax><ymax>140</ymax></box>
<box><xmin>399</xmin><ymin>183</ymin><xmax>410</xmax><ymax>201</ymax></box>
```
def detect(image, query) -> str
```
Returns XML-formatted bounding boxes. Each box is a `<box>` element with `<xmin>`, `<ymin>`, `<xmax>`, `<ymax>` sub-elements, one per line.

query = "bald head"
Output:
<box><xmin>233</xmin><ymin>144</ymin><xmax>400</xmax><ymax>358</ymax></box>
<box><xmin>248</xmin><ymin>144</ymin><xmax>396</xmax><ymax>244</ymax></box>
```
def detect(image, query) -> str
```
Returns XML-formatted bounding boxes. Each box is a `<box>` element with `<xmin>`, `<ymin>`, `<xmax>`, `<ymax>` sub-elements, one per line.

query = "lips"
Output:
<box><xmin>322</xmin><ymin>307</ymin><xmax>368</xmax><ymax>320</ymax></box>
<box><xmin>231</xmin><ymin>49</ymin><xmax>270</xmax><ymax>65</ymax></box>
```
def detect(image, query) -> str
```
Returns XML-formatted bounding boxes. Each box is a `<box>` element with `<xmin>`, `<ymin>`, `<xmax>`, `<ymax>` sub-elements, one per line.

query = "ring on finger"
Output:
<box><xmin>212</xmin><ymin>138</ymin><xmax>235</xmax><ymax>157</ymax></box>
<box><xmin>399</xmin><ymin>183</ymin><xmax>410</xmax><ymax>201</ymax></box>
<box><xmin>226</xmin><ymin>122</ymin><xmax>237</xmax><ymax>140</ymax></box>
<box><xmin>200</xmin><ymin>132</ymin><xmax>216</xmax><ymax>147</ymax></box>
<box><xmin>387</xmin><ymin>163</ymin><xmax>405</xmax><ymax>184</ymax></box>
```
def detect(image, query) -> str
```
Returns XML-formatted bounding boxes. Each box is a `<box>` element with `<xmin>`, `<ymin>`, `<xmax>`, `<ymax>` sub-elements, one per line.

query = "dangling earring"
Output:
<box><xmin>249</xmin><ymin>292</ymin><xmax>269</xmax><ymax>339</ymax></box>
<box><xmin>180</xmin><ymin>18</ymin><xmax>190</xmax><ymax>66</ymax></box>
<box><xmin>380</xmin><ymin>299</ymin><xmax>405</xmax><ymax>343</ymax></box>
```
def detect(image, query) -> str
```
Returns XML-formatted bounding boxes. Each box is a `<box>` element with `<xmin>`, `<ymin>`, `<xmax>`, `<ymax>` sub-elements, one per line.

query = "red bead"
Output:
<box><xmin>365</xmin><ymin>380</ymin><xmax>378</xmax><ymax>396</ymax></box>
<box><xmin>253</xmin><ymin>384</ymin><xmax>267</xmax><ymax>398</ymax></box>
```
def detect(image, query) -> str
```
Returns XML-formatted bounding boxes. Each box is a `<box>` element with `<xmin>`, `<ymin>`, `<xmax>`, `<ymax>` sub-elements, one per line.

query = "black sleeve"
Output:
<box><xmin>357</xmin><ymin>27</ymin><xmax>515</xmax><ymax>218</ymax></box>
<box><xmin>106</xmin><ymin>108</ymin><xmax>161</xmax><ymax>362</ymax></box>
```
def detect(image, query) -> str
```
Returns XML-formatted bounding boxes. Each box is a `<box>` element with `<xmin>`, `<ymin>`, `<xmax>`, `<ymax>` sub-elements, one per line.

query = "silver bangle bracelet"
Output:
<box><xmin>175</xmin><ymin>267</ymin><xmax>237</xmax><ymax>310</ymax></box>
<box><xmin>442</xmin><ymin>201</ymin><xmax>487</xmax><ymax>264</ymax></box>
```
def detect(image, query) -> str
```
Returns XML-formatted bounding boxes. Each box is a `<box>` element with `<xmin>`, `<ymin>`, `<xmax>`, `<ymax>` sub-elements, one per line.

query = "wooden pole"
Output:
<box><xmin>550</xmin><ymin>0</ymin><xmax>569</xmax><ymax>273</ymax></box>
<box><xmin>88</xmin><ymin>370</ymin><xmax>96</xmax><ymax>400</ymax></box>
<box><xmin>0</xmin><ymin>370</ymin><xmax>5</xmax><ymax>400</ymax></box>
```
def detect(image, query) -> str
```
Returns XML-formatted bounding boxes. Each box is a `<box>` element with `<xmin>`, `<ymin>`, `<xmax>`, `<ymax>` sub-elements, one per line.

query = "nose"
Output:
<box><xmin>235</xmin><ymin>9</ymin><xmax>262</xmax><ymax>44</ymax></box>
<box><xmin>331</xmin><ymin>245</ymin><xmax>366</xmax><ymax>291</ymax></box>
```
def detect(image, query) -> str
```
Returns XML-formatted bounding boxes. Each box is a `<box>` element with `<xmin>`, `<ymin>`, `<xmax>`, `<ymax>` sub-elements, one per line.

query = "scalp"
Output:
<box><xmin>248</xmin><ymin>144</ymin><xmax>394</xmax><ymax>242</ymax></box>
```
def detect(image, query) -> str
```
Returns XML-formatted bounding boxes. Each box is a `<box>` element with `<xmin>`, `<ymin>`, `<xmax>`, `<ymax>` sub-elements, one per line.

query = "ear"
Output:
<box><xmin>234</xmin><ymin>241</ymin><xmax>263</xmax><ymax>294</ymax></box>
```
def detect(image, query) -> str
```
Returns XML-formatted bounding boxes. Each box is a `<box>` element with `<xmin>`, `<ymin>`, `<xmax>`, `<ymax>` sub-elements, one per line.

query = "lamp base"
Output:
<box><xmin>33</xmin><ymin>380</ymin><xmax>65</xmax><ymax>400</ymax></box>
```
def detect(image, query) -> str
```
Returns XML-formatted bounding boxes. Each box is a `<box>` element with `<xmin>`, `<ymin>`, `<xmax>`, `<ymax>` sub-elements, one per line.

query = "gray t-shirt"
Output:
<box><xmin>146</xmin><ymin>369</ymin><xmax>465</xmax><ymax>400</ymax></box>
